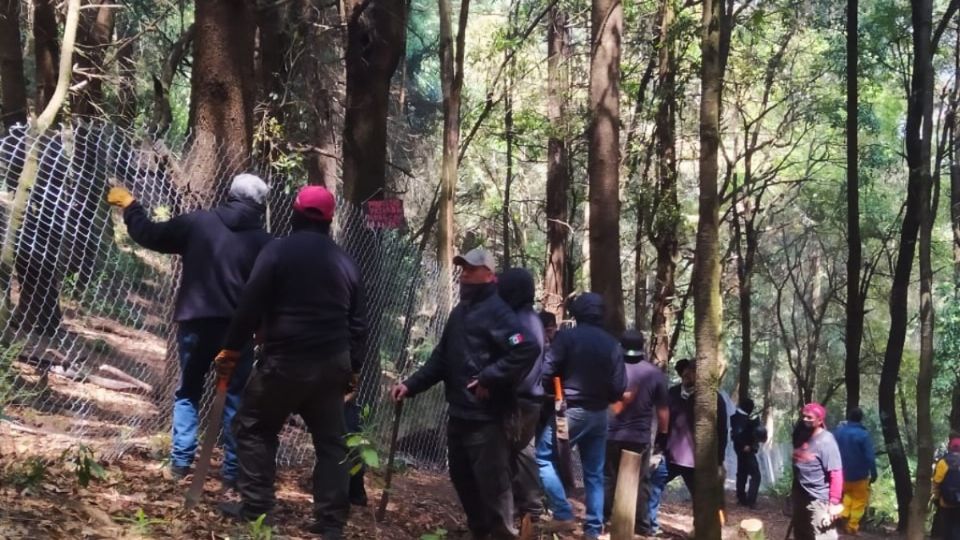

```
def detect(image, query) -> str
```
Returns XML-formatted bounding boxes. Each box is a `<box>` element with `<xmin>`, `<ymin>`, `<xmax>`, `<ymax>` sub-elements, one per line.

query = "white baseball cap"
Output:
<box><xmin>453</xmin><ymin>247</ymin><xmax>496</xmax><ymax>273</ymax></box>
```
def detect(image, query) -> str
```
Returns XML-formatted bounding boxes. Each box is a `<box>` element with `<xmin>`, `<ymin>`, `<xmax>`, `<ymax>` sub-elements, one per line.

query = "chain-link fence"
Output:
<box><xmin>0</xmin><ymin>120</ymin><xmax>453</xmax><ymax>470</ymax></box>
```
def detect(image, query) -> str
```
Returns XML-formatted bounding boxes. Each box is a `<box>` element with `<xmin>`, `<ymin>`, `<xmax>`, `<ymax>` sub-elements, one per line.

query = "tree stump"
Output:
<box><xmin>610</xmin><ymin>449</ymin><xmax>642</xmax><ymax>540</ymax></box>
<box><xmin>738</xmin><ymin>518</ymin><xmax>765</xmax><ymax>540</ymax></box>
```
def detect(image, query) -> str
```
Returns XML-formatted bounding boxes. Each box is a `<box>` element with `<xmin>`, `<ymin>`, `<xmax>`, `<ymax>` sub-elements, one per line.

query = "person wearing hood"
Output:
<box><xmin>603</xmin><ymin>329</ymin><xmax>668</xmax><ymax>536</ymax></box>
<box><xmin>731</xmin><ymin>398</ymin><xmax>763</xmax><ymax>508</ymax></box>
<box><xmin>392</xmin><ymin>248</ymin><xmax>540</xmax><ymax>540</ymax></box>
<box><xmin>498</xmin><ymin>268</ymin><xmax>547</xmax><ymax>529</ymax></box>
<box><xmin>791</xmin><ymin>403</ymin><xmax>844</xmax><ymax>540</ymax></box>
<box><xmin>107</xmin><ymin>174</ymin><xmax>272</xmax><ymax>488</ymax></box>
<box><xmin>539</xmin><ymin>292</ymin><xmax>626</xmax><ymax>540</ymax></box>
<box><xmin>215</xmin><ymin>185</ymin><xmax>368</xmax><ymax>538</ymax></box>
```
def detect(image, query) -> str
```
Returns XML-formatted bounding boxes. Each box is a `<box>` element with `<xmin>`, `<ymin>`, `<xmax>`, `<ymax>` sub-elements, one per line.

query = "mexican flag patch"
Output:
<box><xmin>508</xmin><ymin>333</ymin><xmax>524</xmax><ymax>346</ymax></box>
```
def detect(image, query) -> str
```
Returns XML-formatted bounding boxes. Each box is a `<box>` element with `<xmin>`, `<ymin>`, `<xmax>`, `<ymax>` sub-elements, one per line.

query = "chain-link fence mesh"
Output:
<box><xmin>0</xmin><ymin>120</ymin><xmax>453</xmax><ymax>471</ymax></box>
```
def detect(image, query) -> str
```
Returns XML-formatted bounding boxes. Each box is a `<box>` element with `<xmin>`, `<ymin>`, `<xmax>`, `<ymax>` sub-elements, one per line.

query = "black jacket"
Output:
<box><xmin>542</xmin><ymin>293</ymin><xmax>626</xmax><ymax>411</ymax></box>
<box><xmin>498</xmin><ymin>268</ymin><xmax>546</xmax><ymax>400</ymax></box>
<box><xmin>668</xmin><ymin>384</ymin><xmax>729</xmax><ymax>460</ymax></box>
<box><xmin>222</xmin><ymin>225</ymin><xmax>369</xmax><ymax>372</ymax></box>
<box><xmin>123</xmin><ymin>197</ymin><xmax>271</xmax><ymax>322</ymax></box>
<box><xmin>731</xmin><ymin>410</ymin><xmax>761</xmax><ymax>454</ymax></box>
<box><xmin>404</xmin><ymin>282</ymin><xmax>540</xmax><ymax>421</ymax></box>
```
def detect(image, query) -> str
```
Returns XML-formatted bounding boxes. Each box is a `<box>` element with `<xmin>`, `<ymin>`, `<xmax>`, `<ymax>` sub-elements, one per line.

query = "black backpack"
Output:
<box><xmin>941</xmin><ymin>452</ymin><xmax>960</xmax><ymax>505</ymax></box>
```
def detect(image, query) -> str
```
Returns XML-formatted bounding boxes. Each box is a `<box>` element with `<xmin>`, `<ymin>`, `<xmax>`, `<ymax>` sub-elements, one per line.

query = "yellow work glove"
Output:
<box><xmin>214</xmin><ymin>349</ymin><xmax>240</xmax><ymax>381</ymax></box>
<box><xmin>106</xmin><ymin>186</ymin><xmax>135</xmax><ymax>209</ymax></box>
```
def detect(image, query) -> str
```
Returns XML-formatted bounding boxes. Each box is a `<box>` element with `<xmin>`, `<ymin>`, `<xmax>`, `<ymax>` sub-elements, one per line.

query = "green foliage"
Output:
<box><xmin>246</xmin><ymin>514</ymin><xmax>273</xmax><ymax>540</ymax></box>
<box><xmin>62</xmin><ymin>445</ymin><xmax>108</xmax><ymax>488</ymax></box>
<box><xmin>420</xmin><ymin>527</ymin><xmax>448</xmax><ymax>540</ymax></box>
<box><xmin>0</xmin><ymin>341</ymin><xmax>26</xmax><ymax>420</ymax></box>
<box><xmin>3</xmin><ymin>456</ymin><xmax>51</xmax><ymax>493</ymax></box>
<box><xmin>116</xmin><ymin>508</ymin><xmax>165</xmax><ymax>536</ymax></box>
<box><xmin>344</xmin><ymin>405</ymin><xmax>383</xmax><ymax>475</ymax></box>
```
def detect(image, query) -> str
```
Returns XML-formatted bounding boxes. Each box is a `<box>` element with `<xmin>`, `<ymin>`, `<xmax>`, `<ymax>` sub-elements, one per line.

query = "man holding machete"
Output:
<box><xmin>391</xmin><ymin>247</ymin><xmax>540</xmax><ymax>540</ymax></box>
<box><xmin>216</xmin><ymin>185</ymin><xmax>369</xmax><ymax>539</ymax></box>
<box><xmin>107</xmin><ymin>174</ymin><xmax>271</xmax><ymax>489</ymax></box>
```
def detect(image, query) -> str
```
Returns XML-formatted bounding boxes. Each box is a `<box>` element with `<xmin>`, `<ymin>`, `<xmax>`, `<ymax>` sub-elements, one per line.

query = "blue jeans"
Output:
<box><xmin>536</xmin><ymin>413</ymin><xmax>574</xmax><ymax>521</ymax></box>
<box><xmin>647</xmin><ymin>456</ymin><xmax>668</xmax><ymax>532</ymax></box>
<box><xmin>172</xmin><ymin>318</ymin><xmax>253</xmax><ymax>480</ymax></box>
<box><xmin>536</xmin><ymin>407</ymin><xmax>608</xmax><ymax>536</ymax></box>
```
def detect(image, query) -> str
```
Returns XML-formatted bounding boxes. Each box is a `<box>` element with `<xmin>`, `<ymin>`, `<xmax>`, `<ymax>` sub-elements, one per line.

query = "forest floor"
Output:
<box><xmin>0</xmin><ymin>420</ymin><xmax>898</xmax><ymax>540</ymax></box>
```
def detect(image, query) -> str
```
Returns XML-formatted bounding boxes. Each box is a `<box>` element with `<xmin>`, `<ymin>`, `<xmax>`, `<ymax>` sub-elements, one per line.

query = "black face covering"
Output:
<box><xmin>459</xmin><ymin>282</ymin><xmax>492</xmax><ymax>303</ymax></box>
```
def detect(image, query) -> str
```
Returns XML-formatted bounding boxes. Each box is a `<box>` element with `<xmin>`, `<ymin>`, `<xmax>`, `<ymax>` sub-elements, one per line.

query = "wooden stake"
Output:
<box><xmin>610</xmin><ymin>449</ymin><xmax>642</xmax><ymax>540</ymax></box>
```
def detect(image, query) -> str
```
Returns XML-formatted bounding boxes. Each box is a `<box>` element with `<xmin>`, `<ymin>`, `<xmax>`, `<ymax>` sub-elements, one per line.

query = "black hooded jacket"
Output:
<box><xmin>123</xmin><ymin>197</ymin><xmax>272</xmax><ymax>322</ymax></box>
<box><xmin>498</xmin><ymin>268</ymin><xmax>546</xmax><ymax>400</ymax></box>
<box><xmin>404</xmin><ymin>282</ymin><xmax>540</xmax><ymax>421</ymax></box>
<box><xmin>542</xmin><ymin>293</ymin><xmax>626</xmax><ymax>410</ymax></box>
<box><xmin>222</xmin><ymin>221</ymin><xmax>368</xmax><ymax>372</ymax></box>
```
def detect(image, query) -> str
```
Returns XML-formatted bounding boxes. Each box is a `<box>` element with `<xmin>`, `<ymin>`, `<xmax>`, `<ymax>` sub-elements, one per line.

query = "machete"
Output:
<box><xmin>553</xmin><ymin>376</ymin><xmax>575</xmax><ymax>490</ymax></box>
<box><xmin>184</xmin><ymin>372</ymin><xmax>230</xmax><ymax>509</ymax></box>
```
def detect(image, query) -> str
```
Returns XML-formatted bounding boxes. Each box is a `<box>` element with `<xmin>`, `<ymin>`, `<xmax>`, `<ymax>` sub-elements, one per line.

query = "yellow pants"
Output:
<box><xmin>840</xmin><ymin>479</ymin><xmax>871</xmax><ymax>532</ymax></box>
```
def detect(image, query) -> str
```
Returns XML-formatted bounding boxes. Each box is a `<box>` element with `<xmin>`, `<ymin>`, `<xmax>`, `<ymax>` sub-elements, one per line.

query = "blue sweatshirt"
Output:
<box><xmin>834</xmin><ymin>421</ymin><xmax>877</xmax><ymax>482</ymax></box>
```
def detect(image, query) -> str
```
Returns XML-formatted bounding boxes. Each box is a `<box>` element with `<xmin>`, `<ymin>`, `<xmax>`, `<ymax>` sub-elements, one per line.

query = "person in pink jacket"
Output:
<box><xmin>791</xmin><ymin>403</ymin><xmax>844</xmax><ymax>540</ymax></box>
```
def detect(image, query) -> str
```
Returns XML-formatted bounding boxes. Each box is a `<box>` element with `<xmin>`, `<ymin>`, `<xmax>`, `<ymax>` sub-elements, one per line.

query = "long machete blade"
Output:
<box><xmin>184</xmin><ymin>376</ymin><xmax>229</xmax><ymax>509</ymax></box>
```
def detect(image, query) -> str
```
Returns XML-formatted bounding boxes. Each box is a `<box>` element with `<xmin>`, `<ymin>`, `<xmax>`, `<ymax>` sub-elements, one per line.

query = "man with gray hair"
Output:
<box><xmin>107</xmin><ymin>173</ymin><xmax>272</xmax><ymax>489</ymax></box>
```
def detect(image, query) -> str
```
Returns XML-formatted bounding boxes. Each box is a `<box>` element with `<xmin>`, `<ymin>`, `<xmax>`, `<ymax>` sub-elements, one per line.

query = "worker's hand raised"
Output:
<box><xmin>391</xmin><ymin>383</ymin><xmax>409</xmax><ymax>402</ymax></box>
<box><xmin>107</xmin><ymin>186</ymin><xmax>135</xmax><ymax>209</ymax></box>
<box><xmin>214</xmin><ymin>349</ymin><xmax>240</xmax><ymax>380</ymax></box>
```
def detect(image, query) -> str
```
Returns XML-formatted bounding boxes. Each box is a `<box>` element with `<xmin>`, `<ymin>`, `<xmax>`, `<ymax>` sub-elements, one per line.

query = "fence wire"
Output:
<box><xmin>0</xmin><ymin>120</ymin><xmax>453</xmax><ymax>471</ymax></box>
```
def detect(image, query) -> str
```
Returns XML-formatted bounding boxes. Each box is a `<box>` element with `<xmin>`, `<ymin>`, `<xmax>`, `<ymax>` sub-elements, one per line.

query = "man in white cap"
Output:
<box><xmin>106</xmin><ymin>173</ymin><xmax>272</xmax><ymax>488</ymax></box>
<box><xmin>392</xmin><ymin>247</ymin><xmax>540</xmax><ymax>540</ymax></box>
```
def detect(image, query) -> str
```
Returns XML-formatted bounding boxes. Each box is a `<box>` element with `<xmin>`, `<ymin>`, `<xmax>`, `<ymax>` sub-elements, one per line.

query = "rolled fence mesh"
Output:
<box><xmin>0</xmin><ymin>120</ymin><xmax>452</xmax><ymax>471</ymax></box>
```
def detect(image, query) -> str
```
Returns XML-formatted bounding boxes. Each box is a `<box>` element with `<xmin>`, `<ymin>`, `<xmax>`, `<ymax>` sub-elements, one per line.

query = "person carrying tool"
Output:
<box><xmin>106</xmin><ymin>174</ymin><xmax>271</xmax><ymax>488</ymax></box>
<box><xmin>391</xmin><ymin>247</ymin><xmax>539</xmax><ymax>540</ymax></box>
<box><xmin>603</xmin><ymin>329</ymin><xmax>668</xmax><ymax>536</ymax></box>
<box><xmin>790</xmin><ymin>403</ymin><xmax>844</xmax><ymax>540</ymax></box>
<box><xmin>539</xmin><ymin>292</ymin><xmax>626</xmax><ymax>540</ymax></box>
<box><xmin>216</xmin><ymin>185</ymin><xmax>368</xmax><ymax>540</ymax></box>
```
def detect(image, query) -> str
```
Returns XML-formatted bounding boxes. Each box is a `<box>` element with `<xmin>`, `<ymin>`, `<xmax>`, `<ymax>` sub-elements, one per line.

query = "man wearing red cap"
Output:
<box><xmin>791</xmin><ymin>403</ymin><xmax>844</xmax><ymax>540</ymax></box>
<box><xmin>217</xmin><ymin>185</ymin><xmax>368</xmax><ymax>539</ymax></box>
<box><xmin>931</xmin><ymin>434</ymin><xmax>960</xmax><ymax>539</ymax></box>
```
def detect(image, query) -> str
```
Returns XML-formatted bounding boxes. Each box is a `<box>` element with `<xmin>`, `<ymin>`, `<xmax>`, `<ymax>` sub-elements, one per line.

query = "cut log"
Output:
<box><xmin>739</xmin><ymin>518</ymin><xmax>765</xmax><ymax>540</ymax></box>
<box><xmin>610</xmin><ymin>449</ymin><xmax>642</xmax><ymax>540</ymax></box>
<box><xmin>98</xmin><ymin>364</ymin><xmax>153</xmax><ymax>392</ymax></box>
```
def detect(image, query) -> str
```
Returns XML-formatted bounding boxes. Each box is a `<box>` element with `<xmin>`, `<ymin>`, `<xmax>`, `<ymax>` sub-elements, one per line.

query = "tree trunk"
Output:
<box><xmin>186</xmin><ymin>0</ymin><xmax>256</xmax><ymax>203</ymax></box>
<box><xmin>34</xmin><ymin>0</ymin><xmax>60</xmax><ymax>111</ymax></box>
<box><xmin>0</xmin><ymin>0</ymin><xmax>27</xmax><ymax>128</ymax></box>
<box><xmin>907</xmin><ymin>1</ymin><xmax>935</xmax><ymax>536</ymax></box>
<box><xmin>587</xmin><ymin>0</ymin><xmax>625</xmax><ymax>334</ymax></box>
<box><xmin>734</xmin><ymin>215</ymin><xmax>757</xmax><ymax>400</ymax></box>
<box><xmin>436</xmin><ymin>0</ymin><xmax>470</xmax><ymax>277</ymax></box>
<box><xmin>693</xmin><ymin>0</ymin><xmax>724</xmax><ymax>535</ymax></box>
<box><xmin>543</xmin><ymin>5</ymin><xmax>569</xmax><ymax>319</ymax></box>
<box><xmin>503</xmin><ymin>48</ymin><xmax>514</xmax><ymax>267</ymax></box>
<box><xmin>951</xmin><ymin>382</ymin><xmax>960</xmax><ymax>434</ymax></box>
<box><xmin>342</xmin><ymin>0</ymin><xmax>407</xmax><ymax>205</ymax></box>
<box><xmin>300</xmin><ymin>0</ymin><xmax>341</xmax><ymax>191</ymax></box>
<box><xmin>253</xmin><ymin>0</ymin><xmax>288</xmax><ymax>164</ymax></box>
<box><xmin>72</xmin><ymin>0</ymin><xmax>115</xmax><ymax>118</ymax></box>
<box><xmin>152</xmin><ymin>24</ymin><xmax>194</xmax><ymax>133</ymax></box>
<box><xmin>650</xmin><ymin>0</ymin><xmax>678</xmax><ymax>366</ymax></box>
<box><xmin>845</xmin><ymin>0</ymin><xmax>863</xmax><ymax>413</ymax></box>
<box><xmin>115</xmin><ymin>15</ymin><xmax>137</xmax><ymax>127</ymax></box>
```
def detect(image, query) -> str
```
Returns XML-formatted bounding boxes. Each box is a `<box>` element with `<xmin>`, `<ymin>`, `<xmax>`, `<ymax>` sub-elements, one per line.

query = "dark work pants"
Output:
<box><xmin>736</xmin><ymin>451</ymin><xmax>761</xmax><ymax>506</ymax></box>
<box><xmin>233</xmin><ymin>351</ymin><xmax>352</xmax><ymax>532</ymax></box>
<box><xmin>506</xmin><ymin>399</ymin><xmax>544</xmax><ymax>519</ymax></box>
<box><xmin>934</xmin><ymin>506</ymin><xmax>960</xmax><ymax>540</ymax></box>
<box><xmin>447</xmin><ymin>417</ymin><xmax>517</xmax><ymax>539</ymax></box>
<box><xmin>791</xmin><ymin>488</ymin><xmax>837</xmax><ymax>540</ymax></box>
<box><xmin>603</xmin><ymin>441</ymin><xmax>652</xmax><ymax>533</ymax></box>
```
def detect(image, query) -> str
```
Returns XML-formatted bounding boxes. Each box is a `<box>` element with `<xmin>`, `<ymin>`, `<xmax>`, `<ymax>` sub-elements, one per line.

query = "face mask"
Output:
<box><xmin>459</xmin><ymin>282</ymin><xmax>488</xmax><ymax>302</ymax></box>
<box><xmin>793</xmin><ymin>421</ymin><xmax>815</xmax><ymax>447</ymax></box>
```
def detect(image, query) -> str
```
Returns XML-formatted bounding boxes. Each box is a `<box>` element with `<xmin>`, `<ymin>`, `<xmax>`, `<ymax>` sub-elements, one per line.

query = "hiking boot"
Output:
<box><xmin>217</xmin><ymin>501</ymin><xmax>274</xmax><ymax>525</ymax></box>
<box><xmin>305</xmin><ymin>521</ymin><xmax>345</xmax><ymax>539</ymax></box>
<box><xmin>541</xmin><ymin>518</ymin><xmax>578</xmax><ymax>534</ymax></box>
<box><xmin>169</xmin><ymin>464</ymin><xmax>190</xmax><ymax>480</ymax></box>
